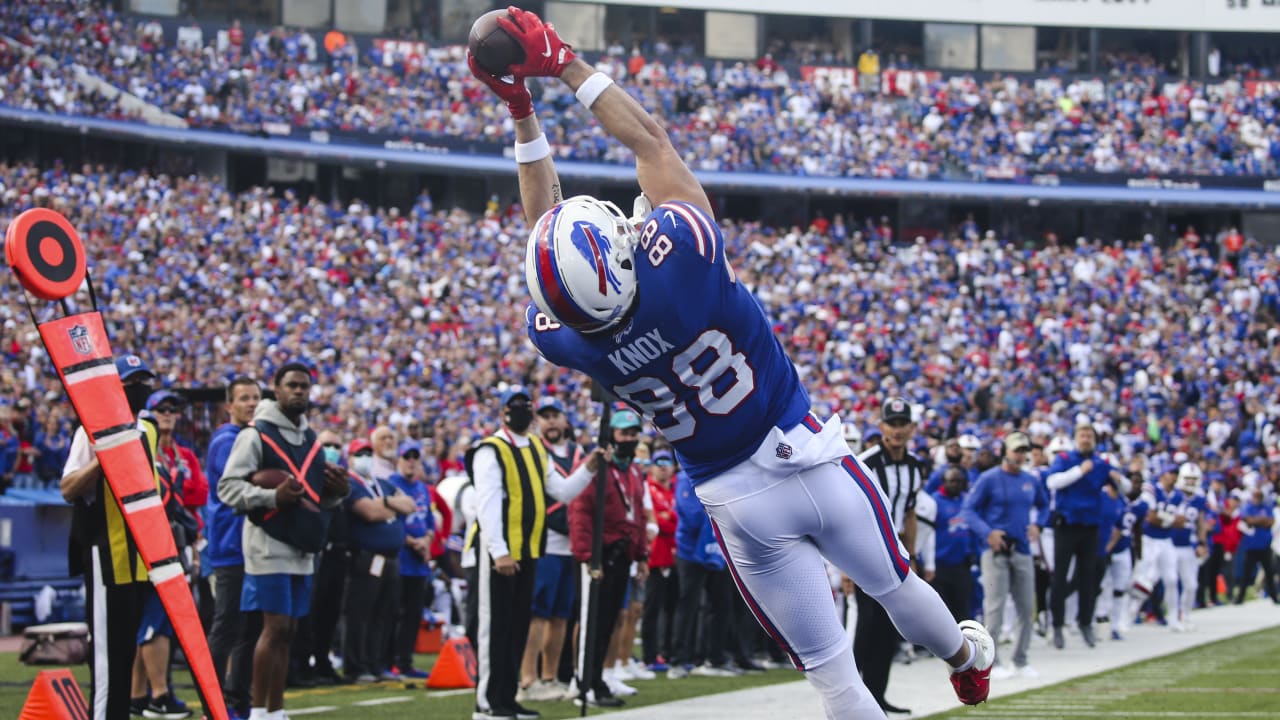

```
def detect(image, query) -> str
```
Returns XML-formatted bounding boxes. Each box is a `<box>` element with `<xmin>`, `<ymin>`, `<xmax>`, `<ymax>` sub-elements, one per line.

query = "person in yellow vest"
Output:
<box><xmin>466</xmin><ymin>385</ymin><xmax>596</xmax><ymax>720</ymax></box>
<box><xmin>858</xmin><ymin>48</ymin><xmax>880</xmax><ymax>94</ymax></box>
<box><xmin>61</xmin><ymin>354</ymin><xmax>191</xmax><ymax>720</ymax></box>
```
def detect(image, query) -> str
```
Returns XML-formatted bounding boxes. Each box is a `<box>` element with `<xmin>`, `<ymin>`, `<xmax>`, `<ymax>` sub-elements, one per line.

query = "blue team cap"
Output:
<box><xmin>536</xmin><ymin>397</ymin><xmax>565</xmax><ymax>415</ymax></box>
<box><xmin>145</xmin><ymin>390</ymin><xmax>183</xmax><ymax>410</ymax></box>
<box><xmin>610</xmin><ymin>409</ymin><xmax>642</xmax><ymax>430</ymax></box>
<box><xmin>115</xmin><ymin>354</ymin><xmax>155</xmax><ymax>381</ymax></box>
<box><xmin>500</xmin><ymin>385</ymin><xmax>531</xmax><ymax>406</ymax></box>
<box><xmin>398</xmin><ymin>440</ymin><xmax>423</xmax><ymax>457</ymax></box>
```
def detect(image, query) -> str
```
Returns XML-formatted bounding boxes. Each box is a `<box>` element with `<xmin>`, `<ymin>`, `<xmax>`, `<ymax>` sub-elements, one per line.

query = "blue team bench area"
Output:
<box><xmin>0</xmin><ymin>500</ymin><xmax>80</xmax><ymax>633</ymax></box>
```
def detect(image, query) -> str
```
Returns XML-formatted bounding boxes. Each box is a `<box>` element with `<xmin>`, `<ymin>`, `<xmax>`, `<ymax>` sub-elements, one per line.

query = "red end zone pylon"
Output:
<box><xmin>19</xmin><ymin>669</ymin><xmax>89</xmax><ymax>720</ymax></box>
<box><xmin>426</xmin><ymin>637</ymin><xmax>478</xmax><ymax>689</ymax></box>
<box><xmin>5</xmin><ymin>209</ymin><xmax>227</xmax><ymax>720</ymax></box>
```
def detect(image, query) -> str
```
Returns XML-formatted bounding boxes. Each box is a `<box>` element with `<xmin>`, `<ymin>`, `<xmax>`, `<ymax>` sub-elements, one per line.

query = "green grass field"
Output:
<box><xmin>7</xmin><ymin>627</ymin><xmax>1280</xmax><ymax>719</ymax></box>
<box><xmin>932</xmin><ymin>626</ymin><xmax>1280</xmax><ymax>719</ymax></box>
<box><xmin>0</xmin><ymin>650</ymin><xmax>801</xmax><ymax>719</ymax></box>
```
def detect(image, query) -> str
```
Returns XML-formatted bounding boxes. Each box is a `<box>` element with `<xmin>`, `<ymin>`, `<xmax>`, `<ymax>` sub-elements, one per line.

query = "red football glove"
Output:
<box><xmin>497</xmin><ymin>6</ymin><xmax>576</xmax><ymax>79</ymax></box>
<box><xmin>467</xmin><ymin>50</ymin><xmax>534</xmax><ymax>120</ymax></box>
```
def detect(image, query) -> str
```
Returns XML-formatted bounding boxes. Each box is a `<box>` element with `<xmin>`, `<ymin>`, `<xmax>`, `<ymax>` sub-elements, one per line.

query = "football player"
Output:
<box><xmin>1169</xmin><ymin>462</ymin><xmax>1209</xmax><ymax>629</ymax></box>
<box><xmin>467</xmin><ymin>7</ymin><xmax>994</xmax><ymax>718</ymax></box>
<box><xmin>1130</xmin><ymin>463</ymin><xmax>1186</xmax><ymax>630</ymax></box>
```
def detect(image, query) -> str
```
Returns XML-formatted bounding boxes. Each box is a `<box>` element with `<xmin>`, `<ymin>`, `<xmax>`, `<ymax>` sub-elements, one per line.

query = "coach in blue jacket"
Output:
<box><xmin>203</xmin><ymin>378</ymin><xmax>261</xmax><ymax>715</ymax></box>
<box><xmin>963</xmin><ymin>432</ymin><xmax>1048</xmax><ymax>677</ymax></box>
<box><xmin>1043</xmin><ymin>423</ymin><xmax>1129</xmax><ymax>649</ymax></box>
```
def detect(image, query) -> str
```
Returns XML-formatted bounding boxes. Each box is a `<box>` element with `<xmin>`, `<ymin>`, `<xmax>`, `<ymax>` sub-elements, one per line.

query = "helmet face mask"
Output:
<box><xmin>526</xmin><ymin>195</ymin><xmax>639</xmax><ymax>333</ymax></box>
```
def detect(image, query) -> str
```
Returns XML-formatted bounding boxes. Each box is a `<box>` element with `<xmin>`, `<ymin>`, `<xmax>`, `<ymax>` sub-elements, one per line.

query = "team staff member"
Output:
<box><xmin>569</xmin><ymin>409</ymin><xmax>650</xmax><ymax>708</ymax></box>
<box><xmin>467</xmin><ymin>386</ymin><xmax>595</xmax><ymax>720</ymax></box>
<box><xmin>1044</xmin><ymin>423</ymin><xmax>1128</xmax><ymax>649</ymax></box>
<box><xmin>962</xmin><ymin>432</ymin><xmax>1048</xmax><ymax>679</ymax></box>
<box><xmin>390</xmin><ymin>439</ymin><xmax>437</xmax><ymax>679</ymax></box>
<box><xmin>218</xmin><ymin>362</ymin><xmax>350</xmax><ymax>720</ymax></box>
<box><xmin>641</xmin><ymin>449</ymin><xmax>678</xmax><ymax>671</ymax></box>
<box><xmin>342</xmin><ymin>437</ymin><xmax>415</xmax><ymax>683</ymax></box>
<box><xmin>931</xmin><ymin>467</ymin><xmax>976</xmax><ymax>621</ymax></box>
<box><xmin>62</xmin><ymin>355</ymin><xmax>190</xmax><ymax>720</ymax></box>
<box><xmin>853</xmin><ymin>397</ymin><xmax>924</xmax><ymax>716</ymax></box>
<box><xmin>204</xmin><ymin>377</ymin><xmax>261</xmax><ymax>716</ymax></box>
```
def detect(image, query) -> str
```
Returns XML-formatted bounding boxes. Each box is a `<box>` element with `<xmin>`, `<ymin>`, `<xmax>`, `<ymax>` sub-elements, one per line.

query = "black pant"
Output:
<box><xmin>672</xmin><ymin>558</ymin><xmax>729</xmax><ymax>667</ymax></box>
<box><xmin>932</xmin><ymin>562</ymin><xmax>974</xmax><ymax>621</ymax></box>
<box><xmin>476</xmin><ymin>556</ymin><xmax>536</xmax><ymax>713</ymax></box>
<box><xmin>307</xmin><ymin>545</ymin><xmax>349</xmax><ymax>673</ymax></box>
<box><xmin>578</xmin><ymin>546</ymin><xmax>631</xmax><ymax>696</ymax></box>
<box><xmin>1051</xmin><ymin>523</ymin><xmax>1100</xmax><ymax>629</ymax></box>
<box><xmin>1236</xmin><ymin>548</ymin><xmax>1278</xmax><ymax>603</ymax></box>
<box><xmin>343</xmin><ymin>550</ymin><xmax>401</xmax><ymax>678</ymax></box>
<box><xmin>853</xmin><ymin>587</ymin><xmax>900</xmax><ymax>708</ymax></box>
<box><xmin>209</xmin><ymin>565</ymin><xmax>258</xmax><ymax>712</ymax></box>
<box><xmin>1199</xmin><ymin>544</ymin><xmax>1229</xmax><ymax>605</ymax></box>
<box><xmin>392</xmin><ymin>574</ymin><xmax>430</xmax><ymax>670</ymax></box>
<box><xmin>86</xmin><ymin>547</ymin><xmax>144</xmax><ymax>720</ymax></box>
<box><xmin>641</xmin><ymin>566</ymin><xmax>679</xmax><ymax>664</ymax></box>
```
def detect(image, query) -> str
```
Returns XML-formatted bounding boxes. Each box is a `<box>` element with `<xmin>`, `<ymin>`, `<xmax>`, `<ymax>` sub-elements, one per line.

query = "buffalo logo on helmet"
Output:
<box><xmin>569</xmin><ymin>220</ymin><xmax>623</xmax><ymax>296</ymax></box>
<box><xmin>68</xmin><ymin>324</ymin><xmax>92</xmax><ymax>355</ymax></box>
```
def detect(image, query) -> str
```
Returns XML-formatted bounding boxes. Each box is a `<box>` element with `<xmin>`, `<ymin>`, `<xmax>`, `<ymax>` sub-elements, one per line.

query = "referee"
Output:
<box><xmin>852</xmin><ymin>397</ymin><xmax>925</xmax><ymax>716</ymax></box>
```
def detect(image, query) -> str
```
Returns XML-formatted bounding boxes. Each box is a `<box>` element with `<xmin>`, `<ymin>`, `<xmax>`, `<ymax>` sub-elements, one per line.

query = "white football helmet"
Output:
<box><xmin>526</xmin><ymin>195</ymin><xmax>639</xmax><ymax>333</ymax></box>
<box><xmin>1177</xmin><ymin>462</ymin><xmax>1203</xmax><ymax>493</ymax></box>
<box><xmin>842</xmin><ymin>422</ymin><xmax>863</xmax><ymax>454</ymax></box>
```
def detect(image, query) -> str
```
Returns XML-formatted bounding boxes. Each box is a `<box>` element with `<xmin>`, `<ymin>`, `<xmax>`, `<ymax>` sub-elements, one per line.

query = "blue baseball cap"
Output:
<box><xmin>610</xmin><ymin>408</ymin><xmax>642</xmax><ymax>430</ymax></box>
<box><xmin>115</xmin><ymin>354</ymin><xmax>154</xmax><ymax>381</ymax></box>
<box><xmin>398</xmin><ymin>439</ymin><xmax>423</xmax><ymax>457</ymax></box>
<box><xmin>536</xmin><ymin>396</ymin><xmax>565</xmax><ymax>415</ymax></box>
<box><xmin>500</xmin><ymin>385</ymin><xmax>531</xmax><ymax>406</ymax></box>
<box><xmin>145</xmin><ymin>390</ymin><xmax>183</xmax><ymax>410</ymax></box>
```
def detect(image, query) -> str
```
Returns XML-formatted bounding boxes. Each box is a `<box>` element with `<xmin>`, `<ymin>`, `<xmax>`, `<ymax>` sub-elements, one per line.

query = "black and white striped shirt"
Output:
<box><xmin>857</xmin><ymin>444</ymin><xmax>926</xmax><ymax>532</ymax></box>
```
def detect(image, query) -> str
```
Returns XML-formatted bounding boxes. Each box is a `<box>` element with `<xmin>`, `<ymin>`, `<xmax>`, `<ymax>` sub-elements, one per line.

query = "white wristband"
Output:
<box><xmin>514</xmin><ymin>133</ymin><xmax>551</xmax><ymax>164</ymax></box>
<box><xmin>575</xmin><ymin>72</ymin><xmax>614</xmax><ymax>109</ymax></box>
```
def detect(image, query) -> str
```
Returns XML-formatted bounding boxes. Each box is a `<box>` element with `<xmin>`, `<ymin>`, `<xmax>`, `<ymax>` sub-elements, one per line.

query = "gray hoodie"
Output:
<box><xmin>218</xmin><ymin>399</ymin><xmax>346</xmax><ymax>575</ymax></box>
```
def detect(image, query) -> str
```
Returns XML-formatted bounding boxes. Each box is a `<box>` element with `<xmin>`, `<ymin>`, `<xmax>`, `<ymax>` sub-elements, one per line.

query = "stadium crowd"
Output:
<box><xmin>6</xmin><ymin>1</ymin><xmax>1280</xmax><ymax>178</ymax></box>
<box><xmin>0</xmin><ymin>156</ymin><xmax>1278</xmax><ymax>714</ymax></box>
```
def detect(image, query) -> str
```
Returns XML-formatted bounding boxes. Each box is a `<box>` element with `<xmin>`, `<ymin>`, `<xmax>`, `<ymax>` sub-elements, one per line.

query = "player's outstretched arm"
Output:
<box><xmin>494</xmin><ymin>6</ymin><xmax>710</xmax><ymax>216</ymax></box>
<box><xmin>560</xmin><ymin>59</ymin><xmax>710</xmax><ymax>216</ymax></box>
<box><xmin>466</xmin><ymin>50</ymin><xmax>562</xmax><ymax>225</ymax></box>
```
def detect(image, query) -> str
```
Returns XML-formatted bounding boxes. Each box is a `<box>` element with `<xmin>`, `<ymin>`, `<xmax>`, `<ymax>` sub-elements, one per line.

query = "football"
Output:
<box><xmin>249</xmin><ymin>468</ymin><xmax>295</xmax><ymax>490</ymax></box>
<box><xmin>468</xmin><ymin>9</ymin><xmax>525</xmax><ymax>77</ymax></box>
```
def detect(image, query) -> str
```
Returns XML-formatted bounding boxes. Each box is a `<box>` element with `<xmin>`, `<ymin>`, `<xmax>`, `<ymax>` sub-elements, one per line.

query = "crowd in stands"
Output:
<box><xmin>7</xmin><ymin>1</ymin><xmax>1280</xmax><ymax>178</ymax></box>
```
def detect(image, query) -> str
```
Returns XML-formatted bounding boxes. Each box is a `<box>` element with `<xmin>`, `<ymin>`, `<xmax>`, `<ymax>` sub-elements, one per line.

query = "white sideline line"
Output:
<box><xmin>351</xmin><ymin>696</ymin><xmax>414</xmax><ymax>706</ymax></box>
<box><xmin>287</xmin><ymin>706</ymin><xmax>338</xmax><ymax>715</ymax></box>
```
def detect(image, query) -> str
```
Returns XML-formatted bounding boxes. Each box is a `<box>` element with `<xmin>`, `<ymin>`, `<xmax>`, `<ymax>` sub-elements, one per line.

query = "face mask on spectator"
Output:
<box><xmin>351</xmin><ymin>455</ymin><xmax>373</xmax><ymax>477</ymax></box>
<box><xmin>125</xmin><ymin>383</ymin><xmax>153</xmax><ymax>414</ymax></box>
<box><xmin>613</xmin><ymin>439</ymin><xmax>639</xmax><ymax>461</ymax></box>
<box><xmin>505</xmin><ymin>405</ymin><xmax>533</xmax><ymax>434</ymax></box>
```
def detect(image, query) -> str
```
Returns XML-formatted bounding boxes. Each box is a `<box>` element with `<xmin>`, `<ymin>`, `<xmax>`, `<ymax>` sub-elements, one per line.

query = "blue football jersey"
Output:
<box><xmin>1112</xmin><ymin>497</ymin><xmax>1148</xmax><ymax>554</ymax></box>
<box><xmin>1140</xmin><ymin>483</ymin><xmax>1183</xmax><ymax>540</ymax></box>
<box><xmin>1172</xmin><ymin>492</ymin><xmax>1208</xmax><ymax>547</ymax></box>
<box><xmin>528</xmin><ymin>200</ymin><xmax>811</xmax><ymax>483</ymax></box>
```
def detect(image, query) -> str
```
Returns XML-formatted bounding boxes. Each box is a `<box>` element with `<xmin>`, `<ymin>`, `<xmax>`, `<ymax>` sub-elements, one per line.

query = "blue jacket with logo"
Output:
<box><xmin>1046</xmin><ymin>451</ymin><xmax>1115</xmax><ymax>525</ymax></box>
<box><xmin>204</xmin><ymin>423</ymin><xmax>245</xmax><ymax>568</ymax></box>
<box><xmin>673</xmin><ymin>472</ymin><xmax>725</xmax><ymax>570</ymax></box>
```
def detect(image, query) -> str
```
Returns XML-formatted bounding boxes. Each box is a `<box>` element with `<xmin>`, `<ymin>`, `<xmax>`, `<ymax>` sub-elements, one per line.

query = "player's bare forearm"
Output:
<box><xmin>560</xmin><ymin>60</ymin><xmax>710</xmax><ymax>214</ymax></box>
<box><xmin>515</xmin><ymin>114</ymin><xmax>562</xmax><ymax>224</ymax></box>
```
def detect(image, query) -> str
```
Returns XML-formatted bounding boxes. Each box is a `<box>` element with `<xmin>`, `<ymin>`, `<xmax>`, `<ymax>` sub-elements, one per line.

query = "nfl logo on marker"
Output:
<box><xmin>775</xmin><ymin>443</ymin><xmax>793</xmax><ymax>460</ymax></box>
<box><xmin>69</xmin><ymin>325</ymin><xmax>91</xmax><ymax>356</ymax></box>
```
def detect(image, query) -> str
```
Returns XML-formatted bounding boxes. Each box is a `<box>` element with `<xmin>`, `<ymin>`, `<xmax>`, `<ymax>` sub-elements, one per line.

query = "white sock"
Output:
<box><xmin>248</xmin><ymin>709</ymin><xmax>268</xmax><ymax>720</ymax></box>
<box><xmin>951</xmin><ymin>638</ymin><xmax>978</xmax><ymax>673</ymax></box>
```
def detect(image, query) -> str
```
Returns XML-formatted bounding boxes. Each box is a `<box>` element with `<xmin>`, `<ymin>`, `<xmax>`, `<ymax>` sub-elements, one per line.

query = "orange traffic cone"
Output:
<box><xmin>1217</xmin><ymin>574</ymin><xmax>1227</xmax><ymax>597</ymax></box>
<box><xmin>19</xmin><ymin>669</ymin><xmax>90</xmax><ymax>720</ymax></box>
<box><xmin>426</xmin><ymin>637</ymin><xmax>477</xmax><ymax>689</ymax></box>
<box><xmin>414</xmin><ymin>621</ymin><xmax>443</xmax><ymax>655</ymax></box>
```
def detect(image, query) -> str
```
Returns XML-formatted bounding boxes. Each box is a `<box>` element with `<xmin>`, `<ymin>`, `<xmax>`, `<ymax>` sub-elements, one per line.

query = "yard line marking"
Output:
<box><xmin>352</xmin><ymin>696</ymin><xmax>414</xmax><ymax>706</ymax></box>
<box><xmin>287</xmin><ymin>706</ymin><xmax>338</xmax><ymax>715</ymax></box>
<box><xmin>425</xmin><ymin>689</ymin><xmax>473</xmax><ymax>697</ymax></box>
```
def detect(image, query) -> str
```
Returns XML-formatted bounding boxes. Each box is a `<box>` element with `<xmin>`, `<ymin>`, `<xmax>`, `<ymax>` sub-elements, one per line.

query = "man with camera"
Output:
<box><xmin>962</xmin><ymin>432</ymin><xmax>1049</xmax><ymax>679</ymax></box>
